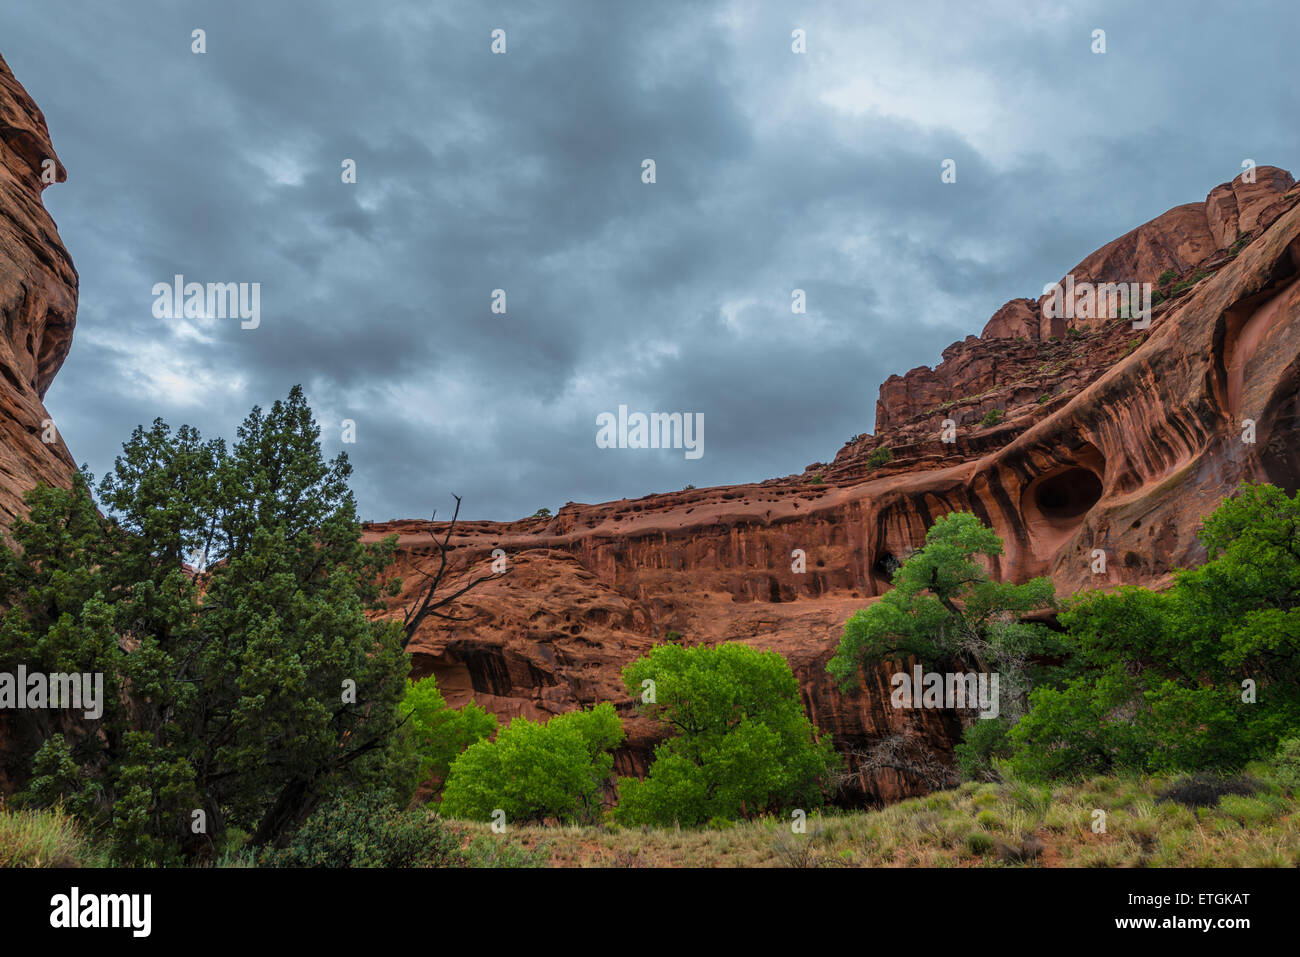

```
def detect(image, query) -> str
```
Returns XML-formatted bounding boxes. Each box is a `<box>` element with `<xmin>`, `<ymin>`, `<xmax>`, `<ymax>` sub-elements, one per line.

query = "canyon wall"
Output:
<box><xmin>367</xmin><ymin>167</ymin><xmax>1300</xmax><ymax>804</ymax></box>
<box><xmin>0</xmin><ymin>53</ymin><xmax>78</xmax><ymax>527</ymax></box>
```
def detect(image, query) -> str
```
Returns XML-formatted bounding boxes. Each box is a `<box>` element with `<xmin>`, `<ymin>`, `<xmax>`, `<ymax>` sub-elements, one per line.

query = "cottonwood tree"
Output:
<box><xmin>827</xmin><ymin>512</ymin><xmax>1063</xmax><ymax>721</ymax></box>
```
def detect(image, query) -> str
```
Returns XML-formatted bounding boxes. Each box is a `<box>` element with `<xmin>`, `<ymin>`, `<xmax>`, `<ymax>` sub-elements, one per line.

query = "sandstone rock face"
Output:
<box><xmin>370</xmin><ymin>168</ymin><xmax>1300</xmax><ymax>806</ymax></box>
<box><xmin>0</xmin><ymin>53</ymin><xmax>78</xmax><ymax>527</ymax></box>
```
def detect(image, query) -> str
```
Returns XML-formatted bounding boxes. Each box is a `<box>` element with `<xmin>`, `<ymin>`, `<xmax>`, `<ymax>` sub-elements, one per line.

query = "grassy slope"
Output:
<box><xmin>6</xmin><ymin>766</ymin><xmax>1295</xmax><ymax>867</ymax></box>
<box><xmin>445</xmin><ymin>765</ymin><xmax>1300</xmax><ymax>868</ymax></box>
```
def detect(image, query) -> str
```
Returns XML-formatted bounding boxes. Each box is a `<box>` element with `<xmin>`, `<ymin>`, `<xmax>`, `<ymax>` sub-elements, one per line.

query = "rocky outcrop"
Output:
<box><xmin>0</xmin><ymin>53</ymin><xmax>78</xmax><ymax>528</ymax></box>
<box><xmin>369</xmin><ymin>167</ymin><xmax>1300</xmax><ymax>806</ymax></box>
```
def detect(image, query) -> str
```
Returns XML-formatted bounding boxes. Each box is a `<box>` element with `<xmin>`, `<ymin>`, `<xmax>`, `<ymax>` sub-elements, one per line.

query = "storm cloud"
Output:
<box><xmin>4</xmin><ymin>0</ymin><xmax>1297</xmax><ymax>520</ymax></box>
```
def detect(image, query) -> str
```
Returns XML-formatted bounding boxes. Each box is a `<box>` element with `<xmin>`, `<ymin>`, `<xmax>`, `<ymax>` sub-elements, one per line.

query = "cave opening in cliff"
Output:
<box><xmin>1032</xmin><ymin>467</ymin><xmax>1103</xmax><ymax>520</ymax></box>
<box><xmin>874</xmin><ymin>551</ymin><xmax>901</xmax><ymax>581</ymax></box>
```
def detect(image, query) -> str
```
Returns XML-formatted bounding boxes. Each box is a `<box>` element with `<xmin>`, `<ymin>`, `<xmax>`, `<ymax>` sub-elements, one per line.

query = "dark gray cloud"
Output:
<box><xmin>4</xmin><ymin>0</ymin><xmax>1297</xmax><ymax>521</ymax></box>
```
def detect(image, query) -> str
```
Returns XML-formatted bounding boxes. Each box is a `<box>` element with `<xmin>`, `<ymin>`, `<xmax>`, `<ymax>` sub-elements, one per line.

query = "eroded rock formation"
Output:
<box><xmin>0</xmin><ymin>53</ymin><xmax>78</xmax><ymax>527</ymax></box>
<box><xmin>368</xmin><ymin>167</ymin><xmax>1300</xmax><ymax>805</ymax></box>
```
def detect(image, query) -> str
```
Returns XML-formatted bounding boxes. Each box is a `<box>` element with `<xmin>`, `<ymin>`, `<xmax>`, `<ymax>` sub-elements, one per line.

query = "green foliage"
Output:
<box><xmin>441</xmin><ymin>703</ymin><xmax>624</xmax><ymax>825</ymax></box>
<box><xmin>616</xmin><ymin>643</ymin><xmax>838</xmax><ymax>827</ymax></box>
<box><xmin>979</xmin><ymin>408</ymin><xmax>1005</xmax><ymax>427</ymax></box>
<box><xmin>397</xmin><ymin>677</ymin><xmax>497</xmax><ymax>796</ymax></box>
<box><xmin>532</xmin><ymin>508</ymin><xmax>552</xmax><ymax>519</ymax></box>
<box><xmin>809</xmin><ymin>473</ymin><xmax>825</xmax><ymax>485</ymax></box>
<box><xmin>866</xmin><ymin>447</ymin><xmax>894</xmax><ymax>470</ymax></box>
<box><xmin>1272</xmin><ymin>737</ymin><xmax>1300</xmax><ymax>791</ymax></box>
<box><xmin>954</xmin><ymin>718</ymin><xmax>1013</xmax><ymax>782</ymax></box>
<box><xmin>827</xmin><ymin>512</ymin><xmax>1061</xmax><ymax>721</ymax></box>
<box><xmin>1157</xmin><ymin>268</ymin><xmax>1178</xmax><ymax>286</ymax></box>
<box><xmin>0</xmin><ymin>386</ymin><xmax>411</xmax><ymax>863</ymax></box>
<box><xmin>1007</xmin><ymin>666</ymin><xmax>1152</xmax><ymax>779</ymax></box>
<box><xmin>1010</xmin><ymin>483</ymin><xmax>1300</xmax><ymax>780</ymax></box>
<box><xmin>265</xmin><ymin>790</ymin><xmax>460</xmax><ymax>868</ymax></box>
<box><xmin>1170</xmin><ymin>270</ymin><xmax>1213</xmax><ymax>295</ymax></box>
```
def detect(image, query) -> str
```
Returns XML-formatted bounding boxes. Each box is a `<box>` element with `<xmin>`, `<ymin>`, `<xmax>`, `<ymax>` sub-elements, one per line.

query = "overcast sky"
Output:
<box><xmin>4</xmin><ymin>0</ymin><xmax>1297</xmax><ymax>521</ymax></box>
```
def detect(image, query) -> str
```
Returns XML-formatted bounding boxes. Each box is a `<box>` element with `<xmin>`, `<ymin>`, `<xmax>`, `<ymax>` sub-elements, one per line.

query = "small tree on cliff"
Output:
<box><xmin>615</xmin><ymin>642</ymin><xmax>838</xmax><ymax>826</ymax></box>
<box><xmin>1</xmin><ymin>386</ymin><xmax>490</xmax><ymax>862</ymax></box>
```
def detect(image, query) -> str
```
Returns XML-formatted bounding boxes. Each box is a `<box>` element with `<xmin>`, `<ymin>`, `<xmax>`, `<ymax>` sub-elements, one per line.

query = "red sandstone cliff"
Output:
<box><xmin>367</xmin><ymin>167</ymin><xmax>1300</xmax><ymax>804</ymax></box>
<box><xmin>0</xmin><ymin>53</ymin><xmax>78</xmax><ymax>527</ymax></box>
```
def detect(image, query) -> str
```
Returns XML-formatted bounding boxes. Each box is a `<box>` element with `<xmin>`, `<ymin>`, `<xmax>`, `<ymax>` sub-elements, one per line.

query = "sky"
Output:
<box><xmin>3</xmin><ymin>0</ymin><xmax>1298</xmax><ymax>522</ymax></box>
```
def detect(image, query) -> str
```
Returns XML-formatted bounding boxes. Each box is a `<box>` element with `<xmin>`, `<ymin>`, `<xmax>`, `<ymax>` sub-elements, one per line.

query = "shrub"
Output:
<box><xmin>809</xmin><ymin>473</ymin><xmax>825</xmax><ymax>485</ymax></box>
<box><xmin>1008</xmin><ymin>667</ymin><xmax>1151</xmax><ymax>780</ymax></box>
<box><xmin>266</xmin><ymin>790</ymin><xmax>461</xmax><ymax>868</ymax></box>
<box><xmin>979</xmin><ymin>408</ymin><xmax>1004</xmax><ymax>427</ymax></box>
<box><xmin>617</xmin><ymin>643</ymin><xmax>838</xmax><ymax>827</ymax></box>
<box><xmin>532</xmin><ymin>507</ymin><xmax>552</xmax><ymax>518</ymax></box>
<box><xmin>866</xmin><ymin>447</ymin><xmax>894</xmax><ymax>470</ymax></box>
<box><xmin>0</xmin><ymin>802</ymin><xmax>101</xmax><ymax>867</ymax></box>
<box><xmin>1271</xmin><ymin>737</ymin><xmax>1300</xmax><ymax>790</ymax></box>
<box><xmin>1157</xmin><ymin>268</ymin><xmax>1178</xmax><ymax>286</ymax></box>
<box><xmin>954</xmin><ymin>718</ymin><xmax>1013</xmax><ymax>782</ymax></box>
<box><xmin>441</xmin><ymin>703</ymin><xmax>624</xmax><ymax>825</ymax></box>
<box><xmin>964</xmin><ymin>831</ymin><xmax>995</xmax><ymax>856</ymax></box>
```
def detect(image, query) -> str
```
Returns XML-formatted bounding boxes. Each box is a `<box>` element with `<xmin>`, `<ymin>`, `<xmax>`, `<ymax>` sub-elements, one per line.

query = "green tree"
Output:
<box><xmin>0</xmin><ymin>387</ymin><xmax>418</xmax><ymax>862</ymax></box>
<box><xmin>397</xmin><ymin>676</ymin><xmax>497</xmax><ymax>796</ymax></box>
<box><xmin>1009</xmin><ymin>483</ymin><xmax>1300</xmax><ymax>779</ymax></box>
<box><xmin>827</xmin><ymin>512</ymin><xmax>1061</xmax><ymax>720</ymax></box>
<box><xmin>440</xmin><ymin>703</ymin><xmax>623</xmax><ymax>824</ymax></box>
<box><xmin>615</xmin><ymin>642</ymin><xmax>838</xmax><ymax>827</ymax></box>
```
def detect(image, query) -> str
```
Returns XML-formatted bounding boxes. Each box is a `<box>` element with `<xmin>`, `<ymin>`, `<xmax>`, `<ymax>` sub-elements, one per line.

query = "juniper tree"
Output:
<box><xmin>1</xmin><ymin>386</ymin><xmax>487</xmax><ymax>861</ymax></box>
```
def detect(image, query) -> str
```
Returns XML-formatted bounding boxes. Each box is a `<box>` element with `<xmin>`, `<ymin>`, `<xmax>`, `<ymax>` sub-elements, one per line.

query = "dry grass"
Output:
<box><xmin>0</xmin><ymin>800</ymin><xmax>104</xmax><ymax>867</ymax></box>
<box><xmin>443</xmin><ymin>766</ymin><xmax>1300</xmax><ymax>868</ymax></box>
